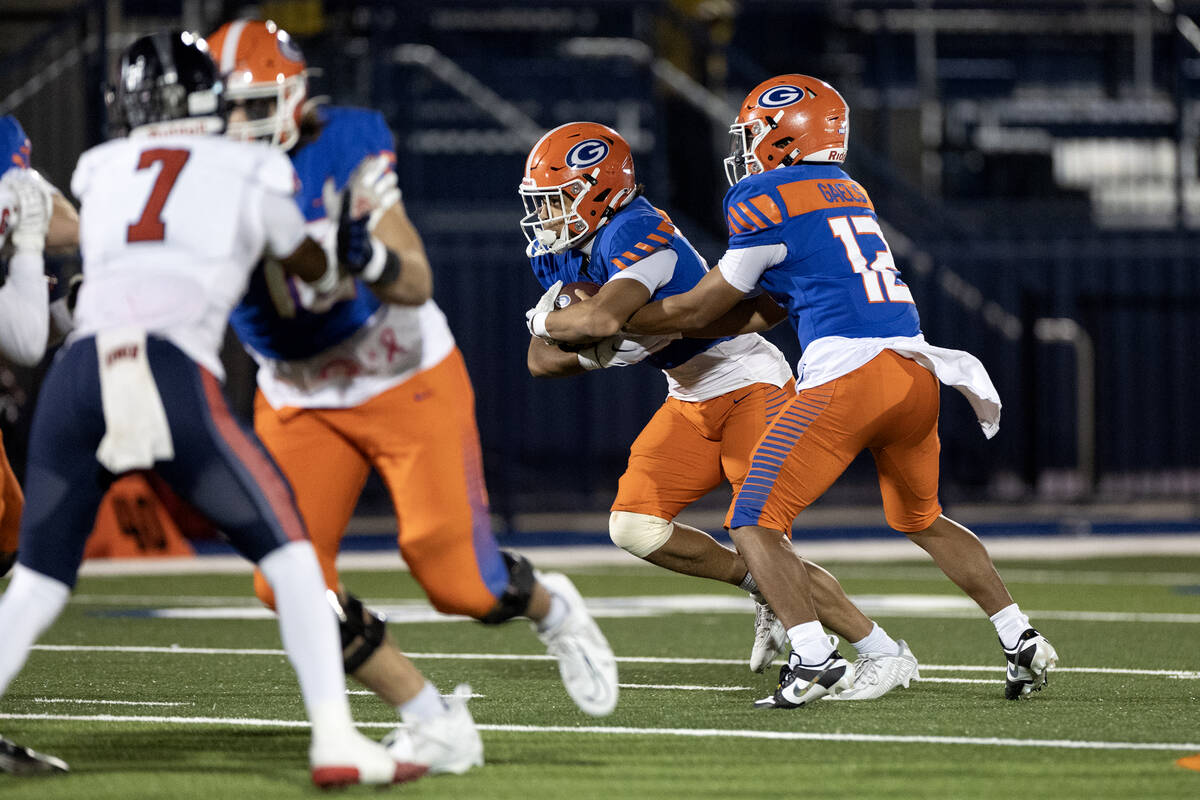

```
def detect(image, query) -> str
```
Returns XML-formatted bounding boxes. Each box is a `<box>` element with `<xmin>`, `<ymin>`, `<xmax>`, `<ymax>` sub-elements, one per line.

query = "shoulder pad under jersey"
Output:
<box><xmin>598</xmin><ymin>201</ymin><xmax>677</xmax><ymax>275</ymax></box>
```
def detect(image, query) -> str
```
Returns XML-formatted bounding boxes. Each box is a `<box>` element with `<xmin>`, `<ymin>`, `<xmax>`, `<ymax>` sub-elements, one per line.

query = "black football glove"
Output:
<box><xmin>336</xmin><ymin>191</ymin><xmax>401</xmax><ymax>286</ymax></box>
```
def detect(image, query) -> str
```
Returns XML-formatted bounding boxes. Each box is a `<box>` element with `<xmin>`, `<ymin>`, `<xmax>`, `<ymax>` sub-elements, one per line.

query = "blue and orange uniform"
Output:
<box><xmin>232</xmin><ymin>106</ymin><xmax>510</xmax><ymax>617</ymax></box>
<box><xmin>530</xmin><ymin>195</ymin><xmax>794</xmax><ymax>522</ymax></box>
<box><xmin>715</xmin><ymin>164</ymin><xmax>999</xmax><ymax>534</ymax></box>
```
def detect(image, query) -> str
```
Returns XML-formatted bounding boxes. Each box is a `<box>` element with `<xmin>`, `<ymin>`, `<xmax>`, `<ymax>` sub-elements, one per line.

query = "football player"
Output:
<box><xmin>0</xmin><ymin>32</ymin><xmax>420</xmax><ymax>785</ymax></box>
<box><xmin>205</xmin><ymin>19</ymin><xmax>618</xmax><ymax>772</ymax></box>
<box><xmin>520</xmin><ymin>122</ymin><xmax>918</xmax><ymax>699</ymax></box>
<box><xmin>1</xmin><ymin>116</ymin><xmax>80</xmax><ymax>582</ymax></box>
<box><xmin>618</xmin><ymin>74</ymin><xmax>1058</xmax><ymax>705</ymax></box>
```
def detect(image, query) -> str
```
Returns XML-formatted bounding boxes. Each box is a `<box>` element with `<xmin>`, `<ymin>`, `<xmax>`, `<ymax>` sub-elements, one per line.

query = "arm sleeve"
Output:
<box><xmin>608</xmin><ymin>247</ymin><xmax>678</xmax><ymax>294</ymax></box>
<box><xmin>261</xmin><ymin>188</ymin><xmax>308</xmax><ymax>259</ymax></box>
<box><xmin>256</xmin><ymin>149</ymin><xmax>307</xmax><ymax>258</ymax></box>
<box><xmin>0</xmin><ymin>250</ymin><xmax>48</xmax><ymax>366</ymax></box>
<box><xmin>716</xmin><ymin>243</ymin><xmax>788</xmax><ymax>294</ymax></box>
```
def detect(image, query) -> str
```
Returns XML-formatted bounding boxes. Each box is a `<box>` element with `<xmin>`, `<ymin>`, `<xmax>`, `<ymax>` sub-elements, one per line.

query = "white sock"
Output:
<box><xmin>0</xmin><ymin>565</ymin><xmax>71</xmax><ymax>697</ymax></box>
<box><xmin>399</xmin><ymin>681</ymin><xmax>448</xmax><ymax>724</ymax></box>
<box><xmin>786</xmin><ymin>621</ymin><xmax>834</xmax><ymax>665</ymax></box>
<box><xmin>851</xmin><ymin>622</ymin><xmax>899</xmax><ymax>656</ymax></box>
<box><xmin>536</xmin><ymin>592</ymin><xmax>569</xmax><ymax>633</ymax></box>
<box><xmin>259</xmin><ymin>541</ymin><xmax>356</xmax><ymax>742</ymax></box>
<box><xmin>990</xmin><ymin>603</ymin><xmax>1032</xmax><ymax>649</ymax></box>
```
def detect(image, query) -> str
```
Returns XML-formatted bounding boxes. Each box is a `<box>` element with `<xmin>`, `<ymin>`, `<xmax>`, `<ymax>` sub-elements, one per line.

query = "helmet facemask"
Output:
<box><xmin>724</xmin><ymin>117</ymin><xmax>773</xmax><ymax>186</ymax></box>
<box><xmin>224</xmin><ymin>71</ymin><xmax>305</xmax><ymax>150</ymax></box>
<box><xmin>519</xmin><ymin>175</ymin><xmax>599</xmax><ymax>256</ymax></box>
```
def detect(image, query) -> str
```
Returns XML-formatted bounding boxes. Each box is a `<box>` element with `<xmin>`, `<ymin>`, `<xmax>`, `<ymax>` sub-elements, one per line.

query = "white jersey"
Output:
<box><xmin>0</xmin><ymin>171</ymin><xmax>50</xmax><ymax>366</ymax></box>
<box><xmin>70</xmin><ymin>133</ymin><xmax>305</xmax><ymax>380</ymax></box>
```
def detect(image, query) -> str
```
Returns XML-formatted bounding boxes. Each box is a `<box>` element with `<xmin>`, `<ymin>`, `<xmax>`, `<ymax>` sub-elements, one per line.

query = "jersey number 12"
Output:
<box><xmin>827</xmin><ymin>215</ymin><xmax>913</xmax><ymax>304</ymax></box>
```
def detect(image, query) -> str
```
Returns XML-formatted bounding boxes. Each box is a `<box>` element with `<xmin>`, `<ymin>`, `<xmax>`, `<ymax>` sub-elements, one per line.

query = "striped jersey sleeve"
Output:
<box><xmin>605</xmin><ymin>207</ymin><xmax>677</xmax><ymax>273</ymax></box>
<box><xmin>725</xmin><ymin>173</ymin><xmax>875</xmax><ymax>248</ymax></box>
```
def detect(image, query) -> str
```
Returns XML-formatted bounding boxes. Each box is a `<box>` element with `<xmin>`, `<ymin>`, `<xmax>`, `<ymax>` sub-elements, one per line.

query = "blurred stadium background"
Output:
<box><xmin>3</xmin><ymin>0</ymin><xmax>1200</xmax><ymax>542</ymax></box>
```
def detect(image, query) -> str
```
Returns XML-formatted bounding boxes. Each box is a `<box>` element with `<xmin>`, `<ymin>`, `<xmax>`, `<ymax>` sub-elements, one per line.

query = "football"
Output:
<box><xmin>555</xmin><ymin>281</ymin><xmax>601</xmax><ymax>309</ymax></box>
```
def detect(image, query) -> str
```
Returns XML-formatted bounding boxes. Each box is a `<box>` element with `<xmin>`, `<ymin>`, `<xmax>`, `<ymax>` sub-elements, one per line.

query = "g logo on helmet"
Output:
<box><xmin>565</xmin><ymin>139</ymin><xmax>610</xmax><ymax>169</ymax></box>
<box><xmin>757</xmin><ymin>85</ymin><xmax>804</xmax><ymax>109</ymax></box>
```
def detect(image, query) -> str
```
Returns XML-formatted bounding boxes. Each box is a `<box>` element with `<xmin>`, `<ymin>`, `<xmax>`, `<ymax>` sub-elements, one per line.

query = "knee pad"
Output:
<box><xmin>609</xmin><ymin>511</ymin><xmax>673</xmax><ymax>558</ymax></box>
<box><xmin>328</xmin><ymin>590</ymin><xmax>387</xmax><ymax>674</ymax></box>
<box><xmin>479</xmin><ymin>550</ymin><xmax>536</xmax><ymax>625</ymax></box>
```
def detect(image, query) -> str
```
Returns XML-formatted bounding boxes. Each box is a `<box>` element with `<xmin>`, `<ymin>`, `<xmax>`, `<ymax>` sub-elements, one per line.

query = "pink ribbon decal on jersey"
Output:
<box><xmin>380</xmin><ymin>328</ymin><xmax>405</xmax><ymax>363</ymax></box>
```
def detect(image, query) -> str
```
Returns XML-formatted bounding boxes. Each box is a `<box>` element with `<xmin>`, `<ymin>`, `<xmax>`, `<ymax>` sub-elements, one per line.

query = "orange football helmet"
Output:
<box><xmin>206</xmin><ymin>19</ymin><xmax>307</xmax><ymax>150</ymax></box>
<box><xmin>725</xmin><ymin>74</ymin><xmax>849</xmax><ymax>185</ymax></box>
<box><xmin>519</xmin><ymin>122</ymin><xmax>636</xmax><ymax>255</ymax></box>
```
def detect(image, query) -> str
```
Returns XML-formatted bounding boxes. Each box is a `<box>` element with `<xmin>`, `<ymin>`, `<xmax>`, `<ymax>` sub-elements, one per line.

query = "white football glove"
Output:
<box><xmin>526</xmin><ymin>280</ymin><xmax>562</xmax><ymax>341</ymax></box>
<box><xmin>348</xmin><ymin>154</ymin><xmax>401</xmax><ymax>228</ymax></box>
<box><xmin>2</xmin><ymin>169</ymin><xmax>52</xmax><ymax>253</ymax></box>
<box><xmin>576</xmin><ymin>333</ymin><xmax>676</xmax><ymax>370</ymax></box>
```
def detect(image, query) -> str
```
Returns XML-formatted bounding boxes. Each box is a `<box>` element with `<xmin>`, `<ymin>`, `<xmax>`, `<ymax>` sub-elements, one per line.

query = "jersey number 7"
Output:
<box><xmin>827</xmin><ymin>215</ymin><xmax>913</xmax><ymax>304</ymax></box>
<box><xmin>127</xmin><ymin>148</ymin><xmax>191</xmax><ymax>243</ymax></box>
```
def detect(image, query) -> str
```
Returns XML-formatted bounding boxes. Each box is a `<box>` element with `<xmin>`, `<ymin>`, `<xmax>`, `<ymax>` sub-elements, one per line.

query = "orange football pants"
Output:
<box><xmin>251</xmin><ymin>348</ymin><xmax>507</xmax><ymax>618</ymax></box>
<box><xmin>612</xmin><ymin>380</ymin><xmax>794</xmax><ymax>519</ymax></box>
<box><xmin>0</xmin><ymin>431</ymin><xmax>22</xmax><ymax>557</ymax></box>
<box><xmin>727</xmin><ymin>350</ymin><xmax>943</xmax><ymax>534</ymax></box>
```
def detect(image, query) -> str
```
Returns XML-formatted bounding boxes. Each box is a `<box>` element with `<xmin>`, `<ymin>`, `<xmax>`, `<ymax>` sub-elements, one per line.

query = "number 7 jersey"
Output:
<box><xmin>70</xmin><ymin>134</ymin><xmax>305</xmax><ymax>380</ymax></box>
<box><xmin>721</xmin><ymin>163</ymin><xmax>920</xmax><ymax>349</ymax></box>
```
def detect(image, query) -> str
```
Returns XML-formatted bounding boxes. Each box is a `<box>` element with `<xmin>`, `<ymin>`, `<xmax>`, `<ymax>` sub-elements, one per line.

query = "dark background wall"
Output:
<box><xmin>3</xmin><ymin>0</ymin><xmax>1200</xmax><ymax>528</ymax></box>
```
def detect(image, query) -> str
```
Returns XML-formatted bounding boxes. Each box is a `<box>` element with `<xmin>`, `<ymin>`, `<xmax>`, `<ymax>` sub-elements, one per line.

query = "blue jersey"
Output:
<box><xmin>1</xmin><ymin>115</ymin><xmax>31</xmax><ymax>179</ymax></box>
<box><xmin>229</xmin><ymin>106</ymin><xmax>396</xmax><ymax>361</ymax></box>
<box><xmin>723</xmin><ymin>164</ymin><xmax>921</xmax><ymax>350</ymax></box>
<box><xmin>529</xmin><ymin>196</ymin><xmax>730</xmax><ymax>370</ymax></box>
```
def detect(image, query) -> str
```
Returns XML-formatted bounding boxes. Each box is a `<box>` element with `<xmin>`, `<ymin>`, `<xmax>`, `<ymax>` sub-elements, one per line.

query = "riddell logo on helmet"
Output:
<box><xmin>757</xmin><ymin>85</ymin><xmax>804</xmax><ymax>109</ymax></box>
<box><xmin>565</xmin><ymin>139</ymin><xmax>610</xmax><ymax>169</ymax></box>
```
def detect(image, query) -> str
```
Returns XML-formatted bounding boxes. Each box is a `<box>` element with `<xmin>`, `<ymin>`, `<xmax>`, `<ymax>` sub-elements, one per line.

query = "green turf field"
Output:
<box><xmin>1</xmin><ymin>554</ymin><xmax>1198</xmax><ymax>798</ymax></box>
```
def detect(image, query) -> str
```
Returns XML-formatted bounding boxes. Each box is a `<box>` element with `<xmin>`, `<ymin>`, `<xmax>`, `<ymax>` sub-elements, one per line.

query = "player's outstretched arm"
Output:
<box><xmin>539</xmin><ymin>278</ymin><xmax>650</xmax><ymax>344</ymax></box>
<box><xmin>624</xmin><ymin>266</ymin><xmax>745</xmax><ymax>335</ymax></box>
<box><xmin>366</xmin><ymin>197</ymin><xmax>433</xmax><ymax>305</ymax></box>
<box><xmin>46</xmin><ymin>187</ymin><xmax>79</xmax><ymax>251</ymax></box>
<box><xmin>683</xmin><ymin>292</ymin><xmax>787</xmax><ymax>338</ymax></box>
<box><xmin>278</xmin><ymin>237</ymin><xmax>334</xmax><ymax>285</ymax></box>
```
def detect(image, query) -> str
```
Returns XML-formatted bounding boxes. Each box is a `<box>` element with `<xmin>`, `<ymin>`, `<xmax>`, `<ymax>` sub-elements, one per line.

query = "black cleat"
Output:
<box><xmin>754</xmin><ymin>639</ymin><xmax>855</xmax><ymax>708</ymax></box>
<box><xmin>0</xmin><ymin>735</ymin><xmax>69</xmax><ymax>775</ymax></box>
<box><xmin>1002</xmin><ymin>628</ymin><xmax>1059</xmax><ymax>700</ymax></box>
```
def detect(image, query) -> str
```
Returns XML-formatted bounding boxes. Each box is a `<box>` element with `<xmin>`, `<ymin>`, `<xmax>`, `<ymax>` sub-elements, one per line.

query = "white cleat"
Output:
<box><xmin>383</xmin><ymin>684</ymin><xmax>484</xmax><ymax>775</ymax></box>
<box><xmin>749</xmin><ymin>593</ymin><xmax>787</xmax><ymax>673</ymax></box>
<box><xmin>824</xmin><ymin>639</ymin><xmax>920</xmax><ymax>701</ymax></box>
<box><xmin>310</xmin><ymin>728</ymin><xmax>426</xmax><ymax>788</ymax></box>
<box><xmin>535</xmin><ymin>572</ymin><xmax>619</xmax><ymax>716</ymax></box>
<box><xmin>1003</xmin><ymin>628</ymin><xmax>1059</xmax><ymax>699</ymax></box>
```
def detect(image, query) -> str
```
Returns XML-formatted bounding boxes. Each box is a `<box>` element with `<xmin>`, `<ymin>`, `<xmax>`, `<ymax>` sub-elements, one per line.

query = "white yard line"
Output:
<box><xmin>65</xmin><ymin>534</ymin><xmax>1200</xmax><ymax>578</ymax></box>
<box><xmin>32</xmin><ymin>698</ymin><xmax>190</xmax><ymax>706</ymax></box>
<box><xmin>1</xmin><ymin>712</ymin><xmax>1196</xmax><ymax>752</ymax></box>
<box><xmin>27</xmin><ymin>644</ymin><xmax>1200</xmax><ymax>679</ymax></box>
<box><xmin>78</xmin><ymin>592</ymin><xmax>1200</xmax><ymax>625</ymax></box>
<box><xmin>617</xmin><ymin>683</ymin><xmax>752</xmax><ymax>691</ymax></box>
